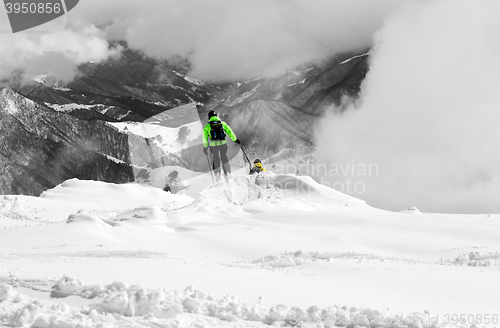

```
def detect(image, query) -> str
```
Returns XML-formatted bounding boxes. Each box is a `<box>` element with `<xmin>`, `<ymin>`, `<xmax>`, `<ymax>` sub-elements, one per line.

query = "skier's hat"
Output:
<box><xmin>254</xmin><ymin>159</ymin><xmax>261</xmax><ymax>164</ymax></box>
<box><xmin>208</xmin><ymin>110</ymin><xmax>217</xmax><ymax>119</ymax></box>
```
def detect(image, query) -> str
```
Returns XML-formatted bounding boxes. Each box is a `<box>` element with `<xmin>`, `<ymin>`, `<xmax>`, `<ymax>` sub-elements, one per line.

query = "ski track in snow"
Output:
<box><xmin>0</xmin><ymin>174</ymin><xmax>499</xmax><ymax>327</ymax></box>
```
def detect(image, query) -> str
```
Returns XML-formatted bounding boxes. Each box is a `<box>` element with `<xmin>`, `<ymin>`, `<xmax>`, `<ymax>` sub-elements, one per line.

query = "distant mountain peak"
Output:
<box><xmin>32</xmin><ymin>73</ymin><xmax>66</xmax><ymax>89</ymax></box>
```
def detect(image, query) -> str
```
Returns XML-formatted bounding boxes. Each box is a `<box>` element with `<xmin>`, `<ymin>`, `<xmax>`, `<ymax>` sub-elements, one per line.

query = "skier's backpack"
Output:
<box><xmin>209</xmin><ymin>120</ymin><xmax>226</xmax><ymax>140</ymax></box>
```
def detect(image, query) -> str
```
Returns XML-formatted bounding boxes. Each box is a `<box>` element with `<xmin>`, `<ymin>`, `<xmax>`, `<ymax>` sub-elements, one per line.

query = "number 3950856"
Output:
<box><xmin>5</xmin><ymin>2</ymin><xmax>62</xmax><ymax>14</ymax></box>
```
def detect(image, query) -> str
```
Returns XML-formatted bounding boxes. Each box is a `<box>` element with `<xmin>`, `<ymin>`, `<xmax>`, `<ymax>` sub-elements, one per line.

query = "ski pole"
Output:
<box><xmin>206</xmin><ymin>150</ymin><xmax>215</xmax><ymax>183</ymax></box>
<box><xmin>239</xmin><ymin>145</ymin><xmax>252</xmax><ymax>170</ymax></box>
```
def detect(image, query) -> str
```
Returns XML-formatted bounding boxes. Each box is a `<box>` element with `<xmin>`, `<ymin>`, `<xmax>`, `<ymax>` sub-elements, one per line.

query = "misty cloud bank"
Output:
<box><xmin>0</xmin><ymin>22</ymin><xmax>120</xmax><ymax>83</ymax></box>
<box><xmin>0</xmin><ymin>0</ymin><xmax>403</xmax><ymax>82</ymax></box>
<box><xmin>315</xmin><ymin>0</ymin><xmax>500</xmax><ymax>213</ymax></box>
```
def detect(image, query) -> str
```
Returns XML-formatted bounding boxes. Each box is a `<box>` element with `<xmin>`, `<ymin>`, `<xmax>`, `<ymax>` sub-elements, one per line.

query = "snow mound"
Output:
<box><xmin>0</xmin><ymin>278</ymin><xmax>438</xmax><ymax>328</ymax></box>
<box><xmin>66</xmin><ymin>209</ymin><xmax>111</xmax><ymax>227</ymax></box>
<box><xmin>271</xmin><ymin>174</ymin><xmax>366</xmax><ymax>206</ymax></box>
<box><xmin>447</xmin><ymin>252</ymin><xmax>500</xmax><ymax>267</ymax></box>
<box><xmin>252</xmin><ymin>251</ymin><xmax>318</xmax><ymax>268</ymax></box>
<box><xmin>170</xmin><ymin>172</ymin><xmax>369</xmax><ymax>222</ymax></box>
<box><xmin>0</xmin><ymin>283</ymin><xmax>22</xmax><ymax>302</ymax></box>
<box><xmin>66</xmin><ymin>206</ymin><xmax>174</xmax><ymax>231</ymax></box>
<box><xmin>41</xmin><ymin>178</ymin><xmax>193</xmax><ymax>211</ymax></box>
<box><xmin>402</xmin><ymin>206</ymin><xmax>422</xmax><ymax>214</ymax></box>
<box><xmin>190</xmin><ymin>172</ymin><xmax>366</xmax><ymax>213</ymax></box>
<box><xmin>112</xmin><ymin>206</ymin><xmax>168</xmax><ymax>224</ymax></box>
<box><xmin>248</xmin><ymin>251</ymin><xmax>406</xmax><ymax>269</ymax></box>
<box><xmin>50</xmin><ymin>276</ymin><xmax>84</xmax><ymax>298</ymax></box>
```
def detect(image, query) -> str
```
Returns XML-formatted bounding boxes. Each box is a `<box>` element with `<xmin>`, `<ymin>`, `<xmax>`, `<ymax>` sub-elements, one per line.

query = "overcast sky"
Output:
<box><xmin>0</xmin><ymin>0</ymin><xmax>404</xmax><ymax>82</ymax></box>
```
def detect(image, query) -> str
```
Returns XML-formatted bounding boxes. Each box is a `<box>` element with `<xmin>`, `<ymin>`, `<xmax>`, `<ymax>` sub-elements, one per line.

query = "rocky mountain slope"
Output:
<box><xmin>1</xmin><ymin>44</ymin><xmax>369</xmax><ymax>195</ymax></box>
<box><xmin>208</xmin><ymin>51</ymin><xmax>369</xmax><ymax>158</ymax></box>
<box><xmin>17</xmin><ymin>45</ymin><xmax>212</xmax><ymax>123</ymax></box>
<box><xmin>0</xmin><ymin>86</ymin><xmax>134</xmax><ymax>195</ymax></box>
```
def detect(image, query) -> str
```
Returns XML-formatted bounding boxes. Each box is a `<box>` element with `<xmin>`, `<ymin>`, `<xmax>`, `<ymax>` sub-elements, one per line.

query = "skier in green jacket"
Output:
<box><xmin>203</xmin><ymin>110</ymin><xmax>240</xmax><ymax>179</ymax></box>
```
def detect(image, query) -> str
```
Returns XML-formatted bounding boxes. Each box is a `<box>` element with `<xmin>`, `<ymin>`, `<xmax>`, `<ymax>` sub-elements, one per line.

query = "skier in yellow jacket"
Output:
<box><xmin>203</xmin><ymin>111</ymin><xmax>240</xmax><ymax>178</ymax></box>
<box><xmin>249</xmin><ymin>159</ymin><xmax>267</xmax><ymax>174</ymax></box>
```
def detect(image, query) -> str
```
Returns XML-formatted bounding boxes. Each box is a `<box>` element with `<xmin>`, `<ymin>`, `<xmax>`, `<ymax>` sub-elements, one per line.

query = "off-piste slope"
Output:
<box><xmin>1</xmin><ymin>173</ymin><xmax>499</xmax><ymax>327</ymax></box>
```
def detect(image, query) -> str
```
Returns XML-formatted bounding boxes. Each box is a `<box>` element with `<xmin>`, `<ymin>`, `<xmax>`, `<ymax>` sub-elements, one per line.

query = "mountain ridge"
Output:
<box><xmin>0</xmin><ymin>44</ymin><xmax>370</xmax><ymax>195</ymax></box>
<box><xmin>0</xmin><ymin>86</ymin><xmax>134</xmax><ymax>195</ymax></box>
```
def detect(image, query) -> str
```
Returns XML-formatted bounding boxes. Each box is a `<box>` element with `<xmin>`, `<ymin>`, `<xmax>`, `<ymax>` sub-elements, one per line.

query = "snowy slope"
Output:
<box><xmin>0</xmin><ymin>174</ymin><xmax>499</xmax><ymax>327</ymax></box>
<box><xmin>109</xmin><ymin>120</ymin><xmax>203</xmax><ymax>153</ymax></box>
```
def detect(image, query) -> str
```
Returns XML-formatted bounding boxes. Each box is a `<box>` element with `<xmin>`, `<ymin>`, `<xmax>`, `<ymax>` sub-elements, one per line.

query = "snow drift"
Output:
<box><xmin>1</xmin><ymin>172</ymin><xmax>499</xmax><ymax>327</ymax></box>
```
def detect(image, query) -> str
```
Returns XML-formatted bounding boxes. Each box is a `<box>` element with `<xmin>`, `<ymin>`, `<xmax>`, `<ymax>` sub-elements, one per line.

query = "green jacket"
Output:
<box><xmin>203</xmin><ymin>116</ymin><xmax>237</xmax><ymax>148</ymax></box>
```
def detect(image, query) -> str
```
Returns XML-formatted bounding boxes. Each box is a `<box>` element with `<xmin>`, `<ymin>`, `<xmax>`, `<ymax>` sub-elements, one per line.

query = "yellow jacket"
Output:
<box><xmin>249</xmin><ymin>162</ymin><xmax>267</xmax><ymax>174</ymax></box>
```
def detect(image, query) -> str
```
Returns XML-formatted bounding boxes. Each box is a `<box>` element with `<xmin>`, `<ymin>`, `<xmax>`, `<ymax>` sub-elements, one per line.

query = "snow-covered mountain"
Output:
<box><xmin>0</xmin><ymin>86</ymin><xmax>134</xmax><ymax>196</ymax></box>
<box><xmin>0</xmin><ymin>43</ymin><xmax>369</xmax><ymax>196</ymax></box>
<box><xmin>16</xmin><ymin>45</ymin><xmax>212</xmax><ymax>123</ymax></box>
<box><xmin>210</xmin><ymin>51</ymin><xmax>369</xmax><ymax>158</ymax></box>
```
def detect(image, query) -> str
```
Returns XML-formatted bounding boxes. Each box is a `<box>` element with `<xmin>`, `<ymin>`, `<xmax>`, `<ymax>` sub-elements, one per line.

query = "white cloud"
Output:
<box><xmin>0</xmin><ymin>20</ymin><xmax>120</xmax><ymax>82</ymax></box>
<box><xmin>315</xmin><ymin>0</ymin><xmax>500</xmax><ymax>213</ymax></box>
<box><xmin>1</xmin><ymin>0</ymin><xmax>405</xmax><ymax>82</ymax></box>
<box><xmin>122</xmin><ymin>0</ymin><xmax>404</xmax><ymax>82</ymax></box>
